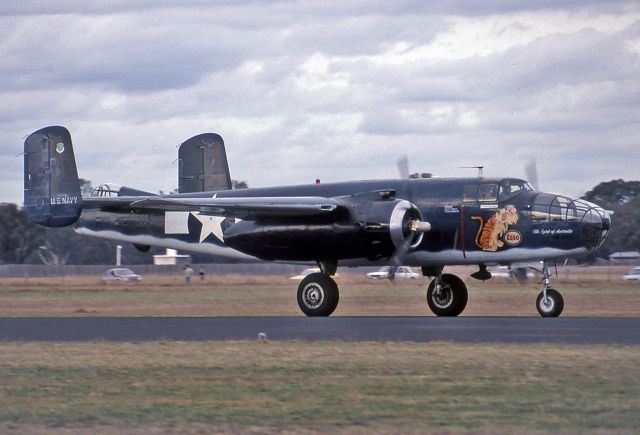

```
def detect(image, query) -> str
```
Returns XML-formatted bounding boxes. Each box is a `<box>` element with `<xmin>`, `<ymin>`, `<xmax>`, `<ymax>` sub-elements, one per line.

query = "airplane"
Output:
<box><xmin>23</xmin><ymin>126</ymin><xmax>611</xmax><ymax>318</ymax></box>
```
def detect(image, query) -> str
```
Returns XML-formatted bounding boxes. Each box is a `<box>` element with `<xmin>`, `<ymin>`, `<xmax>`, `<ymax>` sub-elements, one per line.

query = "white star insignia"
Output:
<box><xmin>192</xmin><ymin>212</ymin><xmax>225</xmax><ymax>243</ymax></box>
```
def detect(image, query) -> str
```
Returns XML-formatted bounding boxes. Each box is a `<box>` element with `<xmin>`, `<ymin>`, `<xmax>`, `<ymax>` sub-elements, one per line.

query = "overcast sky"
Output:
<box><xmin>2</xmin><ymin>1</ymin><xmax>639</xmax><ymax>204</ymax></box>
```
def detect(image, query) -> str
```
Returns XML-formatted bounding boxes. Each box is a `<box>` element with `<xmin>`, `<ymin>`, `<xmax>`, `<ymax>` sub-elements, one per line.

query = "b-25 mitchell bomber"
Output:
<box><xmin>24</xmin><ymin>126</ymin><xmax>611</xmax><ymax>318</ymax></box>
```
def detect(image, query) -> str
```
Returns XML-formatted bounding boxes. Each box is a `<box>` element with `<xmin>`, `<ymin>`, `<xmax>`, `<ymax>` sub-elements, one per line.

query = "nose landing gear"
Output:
<box><xmin>534</xmin><ymin>262</ymin><xmax>564</xmax><ymax>317</ymax></box>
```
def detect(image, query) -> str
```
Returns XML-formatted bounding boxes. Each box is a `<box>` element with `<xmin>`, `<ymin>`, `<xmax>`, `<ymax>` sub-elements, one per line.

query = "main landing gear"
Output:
<box><xmin>534</xmin><ymin>262</ymin><xmax>564</xmax><ymax>317</ymax></box>
<box><xmin>422</xmin><ymin>267</ymin><xmax>469</xmax><ymax>316</ymax></box>
<box><xmin>296</xmin><ymin>262</ymin><xmax>339</xmax><ymax>317</ymax></box>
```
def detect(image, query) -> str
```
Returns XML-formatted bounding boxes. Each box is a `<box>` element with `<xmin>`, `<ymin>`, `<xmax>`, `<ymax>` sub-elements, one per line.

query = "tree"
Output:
<box><xmin>232</xmin><ymin>180</ymin><xmax>248</xmax><ymax>189</ymax></box>
<box><xmin>79</xmin><ymin>178</ymin><xmax>93</xmax><ymax>197</ymax></box>
<box><xmin>582</xmin><ymin>179</ymin><xmax>640</xmax><ymax>259</ymax></box>
<box><xmin>0</xmin><ymin>203</ymin><xmax>45</xmax><ymax>264</ymax></box>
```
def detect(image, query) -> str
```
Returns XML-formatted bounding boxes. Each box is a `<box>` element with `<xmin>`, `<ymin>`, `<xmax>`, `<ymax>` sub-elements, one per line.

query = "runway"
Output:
<box><xmin>1</xmin><ymin>317</ymin><xmax>639</xmax><ymax>344</ymax></box>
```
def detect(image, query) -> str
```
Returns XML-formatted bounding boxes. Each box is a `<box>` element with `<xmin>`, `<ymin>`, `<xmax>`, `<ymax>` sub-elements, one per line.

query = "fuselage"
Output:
<box><xmin>74</xmin><ymin>176</ymin><xmax>611</xmax><ymax>267</ymax></box>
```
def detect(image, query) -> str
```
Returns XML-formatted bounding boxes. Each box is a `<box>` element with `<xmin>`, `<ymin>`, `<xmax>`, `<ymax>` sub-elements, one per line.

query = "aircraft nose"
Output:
<box><xmin>575</xmin><ymin>199</ymin><xmax>611</xmax><ymax>251</ymax></box>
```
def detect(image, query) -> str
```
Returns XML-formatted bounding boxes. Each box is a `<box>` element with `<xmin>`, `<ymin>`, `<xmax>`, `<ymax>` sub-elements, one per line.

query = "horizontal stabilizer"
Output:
<box><xmin>129</xmin><ymin>196</ymin><xmax>341</xmax><ymax>219</ymax></box>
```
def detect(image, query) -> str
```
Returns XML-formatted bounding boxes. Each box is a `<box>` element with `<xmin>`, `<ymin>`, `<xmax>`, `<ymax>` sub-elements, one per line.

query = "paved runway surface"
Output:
<box><xmin>1</xmin><ymin>317</ymin><xmax>640</xmax><ymax>344</ymax></box>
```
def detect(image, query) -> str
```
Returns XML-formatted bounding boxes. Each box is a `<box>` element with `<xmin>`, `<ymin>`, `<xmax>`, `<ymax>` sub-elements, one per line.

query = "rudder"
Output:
<box><xmin>178</xmin><ymin>133</ymin><xmax>232</xmax><ymax>193</ymax></box>
<box><xmin>24</xmin><ymin>126</ymin><xmax>82</xmax><ymax>227</ymax></box>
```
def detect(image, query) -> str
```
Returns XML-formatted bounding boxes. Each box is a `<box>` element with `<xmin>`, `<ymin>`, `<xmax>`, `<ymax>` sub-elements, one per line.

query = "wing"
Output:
<box><xmin>126</xmin><ymin>196</ymin><xmax>342</xmax><ymax>219</ymax></box>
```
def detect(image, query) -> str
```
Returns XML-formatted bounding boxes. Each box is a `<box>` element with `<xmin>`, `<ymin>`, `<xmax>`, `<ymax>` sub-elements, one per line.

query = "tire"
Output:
<box><xmin>297</xmin><ymin>273</ymin><xmax>339</xmax><ymax>317</ymax></box>
<box><xmin>426</xmin><ymin>274</ymin><xmax>468</xmax><ymax>317</ymax></box>
<box><xmin>536</xmin><ymin>288</ymin><xmax>564</xmax><ymax>317</ymax></box>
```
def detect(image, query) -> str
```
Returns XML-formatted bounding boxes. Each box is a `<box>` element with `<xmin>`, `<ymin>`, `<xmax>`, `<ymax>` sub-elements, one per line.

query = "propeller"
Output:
<box><xmin>397</xmin><ymin>154</ymin><xmax>410</xmax><ymax>179</ymax></box>
<box><xmin>389</xmin><ymin>201</ymin><xmax>431</xmax><ymax>266</ymax></box>
<box><xmin>524</xmin><ymin>159</ymin><xmax>539</xmax><ymax>190</ymax></box>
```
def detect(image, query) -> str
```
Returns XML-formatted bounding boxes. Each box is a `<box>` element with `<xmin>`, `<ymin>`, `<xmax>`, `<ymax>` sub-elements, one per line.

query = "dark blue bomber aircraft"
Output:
<box><xmin>24</xmin><ymin>126</ymin><xmax>611</xmax><ymax>318</ymax></box>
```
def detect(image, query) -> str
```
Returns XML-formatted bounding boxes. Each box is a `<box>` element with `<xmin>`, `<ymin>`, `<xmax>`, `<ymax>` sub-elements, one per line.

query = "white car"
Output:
<box><xmin>366</xmin><ymin>266</ymin><xmax>420</xmax><ymax>280</ymax></box>
<box><xmin>623</xmin><ymin>267</ymin><xmax>640</xmax><ymax>281</ymax></box>
<box><xmin>489</xmin><ymin>266</ymin><xmax>535</xmax><ymax>280</ymax></box>
<box><xmin>101</xmin><ymin>268</ymin><xmax>143</xmax><ymax>282</ymax></box>
<box><xmin>289</xmin><ymin>268</ymin><xmax>340</xmax><ymax>280</ymax></box>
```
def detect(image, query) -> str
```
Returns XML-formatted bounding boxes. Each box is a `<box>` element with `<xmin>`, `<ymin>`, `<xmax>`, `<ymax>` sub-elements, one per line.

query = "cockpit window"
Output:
<box><xmin>530</xmin><ymin>193</ymin><xmax>578</xmax><ymax>223</ymax></box>
<box><xmin>478</xmin><ymin>184</ymin><xmax>498</xmax><ymax>202</ymax></box>
<box><xmin>499</xmin><ymin>179</ymin><xmax>532</xmax><ymax>201</ymax></box>
<box><xmin>90</xmin><ymin>183</ymin><xmax>121</xmax><ymax>198</ymax></box>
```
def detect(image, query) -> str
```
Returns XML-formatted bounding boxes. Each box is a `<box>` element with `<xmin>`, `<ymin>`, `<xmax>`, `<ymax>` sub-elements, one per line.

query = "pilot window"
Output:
<box><xmin>478</xmin><ymin>184</ymin><xmax>498</xmax><ymax>202</ymax></box>
<box><xmin>499</xmin><ymin>179</ymin><xmax>532</xmax><ymax>201</ymax></box>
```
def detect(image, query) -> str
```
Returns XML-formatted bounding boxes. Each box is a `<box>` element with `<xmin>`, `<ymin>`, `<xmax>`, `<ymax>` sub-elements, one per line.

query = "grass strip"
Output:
<box><xmin>0</xmin><ymin>341</ymin><xmax>638</xmax><ymax>433</ymax></box>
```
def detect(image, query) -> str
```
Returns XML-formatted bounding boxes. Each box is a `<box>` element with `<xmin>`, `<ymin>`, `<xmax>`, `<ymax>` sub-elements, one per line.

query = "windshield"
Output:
<box><xmin>499</xmin><ymin>179</ymin><xmax>533</xmax><ymax>201</ymax></box>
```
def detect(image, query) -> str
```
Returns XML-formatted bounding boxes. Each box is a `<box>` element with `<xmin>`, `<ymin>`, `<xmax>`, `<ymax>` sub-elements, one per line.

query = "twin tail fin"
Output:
<box><xmin>23</xmin><ymin>126</ymin><xmax>82</xmax><ymax>227</ymax></box>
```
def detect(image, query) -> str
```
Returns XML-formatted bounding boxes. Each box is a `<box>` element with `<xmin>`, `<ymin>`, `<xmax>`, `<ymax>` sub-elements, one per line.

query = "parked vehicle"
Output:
<box><xmin>101</xmin><ymin>268</ymin><xmax>142</xmax><ymax>282</ymax></box>
<box><xmin>290</xmin><ymin>268</ymin><xmax>340</xmax><ymax>280</ymax></box>
<box><xmin>623</xmin><ymin>267</ymin><xmax>640</xmax><ymax>281</ymax></box>
<box><xmin>489</xmin><ymin>266</ymin><xmax>535</xmax><ymax>280</ymax></box>
<box><xmin>366</xmin><ymin>266</ymin><xmax>420</xmax><ymax>280</ymax></box>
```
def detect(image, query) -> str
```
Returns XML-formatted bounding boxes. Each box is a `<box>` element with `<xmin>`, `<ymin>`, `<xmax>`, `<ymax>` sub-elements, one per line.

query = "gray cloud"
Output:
<box><xmin>1</xmin><ymin>1</ymin><xmax>639</xmax><ymax>205</ymax></box>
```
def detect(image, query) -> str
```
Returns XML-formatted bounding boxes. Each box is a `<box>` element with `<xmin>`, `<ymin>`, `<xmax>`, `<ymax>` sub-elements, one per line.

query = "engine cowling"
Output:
<box><xmin>359</xmin><ymin>199</ymin><xmax>429</xmax><ymax>252</ymax></box>
<box><xmin>223</xmin><ymin>198</ymin><xmax>429</xmax><ymax>261</ymax></box>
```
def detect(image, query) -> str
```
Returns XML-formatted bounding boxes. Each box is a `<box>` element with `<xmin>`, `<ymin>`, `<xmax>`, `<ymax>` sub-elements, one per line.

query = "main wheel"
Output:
<box><xmin>426</xmin><ymin>274</ymin><xmax>468</xmax><ymax>317</ymax></box>
<box><xmin>297</xmin><ymin>273</ymin><xmax>339</xmax><ymax>317</ymax></box>
<box><xmin>536</xmin><ymin>288</ymin><xmax>564</xmax><ymax>317</ymax></box>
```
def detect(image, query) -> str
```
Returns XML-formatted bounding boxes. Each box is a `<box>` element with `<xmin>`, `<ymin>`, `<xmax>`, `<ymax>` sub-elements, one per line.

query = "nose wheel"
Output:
<box><xmin>536</xmin><ymin>288</ymin><xmax>564</xmax><ymax>317</ymax></box>
<box><xmin>534</xmin><ymin>262</ymin><xmax>564</xmax><ymax>317</ymax></box>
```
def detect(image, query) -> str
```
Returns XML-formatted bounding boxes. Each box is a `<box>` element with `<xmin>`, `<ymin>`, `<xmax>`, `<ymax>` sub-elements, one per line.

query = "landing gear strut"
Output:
<box><xmin>422</xmin><ymin>267</ymin><xmax>468</xmax><ymax>317</ymax></box>
<box><xmin>296</xmin><ymin>261</ymin><xmax>339</xmax><ymax>317</ymax></box>
<box><xmin>535</xmin><ymin>262</ymin><xmax>564</xmax><ymax>317</ymax></box>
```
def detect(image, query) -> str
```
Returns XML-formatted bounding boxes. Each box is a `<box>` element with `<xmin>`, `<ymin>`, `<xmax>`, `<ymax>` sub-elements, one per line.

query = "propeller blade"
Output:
<box><xmin>390</xmin><ymin>239</ymin><xmax>410</xmax><ymax>267</ymax></box>
<box><xmin>524</xmin><ymin>159</ymin><xmax>539</xmax><ymax>190</ymax></box>
<box><xmin>390</xmin><ymin>218</ymin><xmax>430</xmax><ymax>266</ymax></box>
<box><xmin>397</xmin><ymin>154</ymin><xmax>409</xmax><ymax>179</ymax></box>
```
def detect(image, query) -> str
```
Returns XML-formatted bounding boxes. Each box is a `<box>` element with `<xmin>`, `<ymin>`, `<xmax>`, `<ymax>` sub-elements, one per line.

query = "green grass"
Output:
<box><xmin>0</xmin><ymin>341</ymin><xmax>639</xmax><ymax>433</ymax></box>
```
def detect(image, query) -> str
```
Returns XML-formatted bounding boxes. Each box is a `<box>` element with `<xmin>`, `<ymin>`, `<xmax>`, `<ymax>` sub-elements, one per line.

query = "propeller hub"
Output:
<box><xmin>389</xmin><ymin>200</ymin><xmax>429</xmax><ymax>250</ymax></box>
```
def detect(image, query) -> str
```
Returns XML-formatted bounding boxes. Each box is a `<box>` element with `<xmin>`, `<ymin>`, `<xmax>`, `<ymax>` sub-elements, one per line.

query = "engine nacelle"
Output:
<box><xmin>223</xmin><ymin>198</ymin><xmax>429</xmax><ymax>262</ymax></box>
<box><xmin>365</xmin><ymin>199</ymin><xmax>427</xmax><ymax>251</ymax></box>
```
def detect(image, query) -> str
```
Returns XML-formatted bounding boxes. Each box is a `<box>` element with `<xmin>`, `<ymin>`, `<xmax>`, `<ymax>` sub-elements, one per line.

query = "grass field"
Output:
<box><xmin>0</xmin><ymin>341</ymin><xmax>639</xmax><ymax>434</ymax></box>
<box><xmin>1</xmin><ymin>273</ymin><xmax>639</xmax><ymax>317</ymax></box>
<box><xmin>1</xmin><ymin>272</ymin><xmax>639</xmax><ymax>433</ymax></box>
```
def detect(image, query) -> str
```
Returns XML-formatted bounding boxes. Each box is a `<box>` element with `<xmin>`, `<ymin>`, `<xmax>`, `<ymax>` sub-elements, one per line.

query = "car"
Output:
<box><xmin>623</xmin><ymin>267</ymin><xmax>640</xmax><ymax>281</ymax></box>
<box><xmin>489</xmin><ymin>266</ymin><xmax>535</xmax><ymax>280</ymax></box>
<box><xmin>366</xmin><ymin>266</ymin><xmax>420</xmax><ymax>280</ymax></box>
<box><xmin>101</xmin><ymin>268</ymin><xmax>143</xmax><ymax>282</ymax></box>
<box><xmin>289</xmin><ymin>268</ymin><xmax>340</xmax><ymax>280</ymax></box>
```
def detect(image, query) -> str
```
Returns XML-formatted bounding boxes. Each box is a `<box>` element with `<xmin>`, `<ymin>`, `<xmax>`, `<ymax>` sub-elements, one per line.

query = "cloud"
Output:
<box><xmin>1</xmin><ymin>2</ymin><xmax>639</xmax><ymax>206</ymax></box>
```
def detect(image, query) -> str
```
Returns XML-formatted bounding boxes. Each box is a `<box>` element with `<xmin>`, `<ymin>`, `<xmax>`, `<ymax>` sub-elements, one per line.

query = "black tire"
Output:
<box><xmin>536</xmin><ymin>288</ymin><xmax>564</xmax><ymax>317</ymax></box>
<box><xmin>297</xmin><ymin>273</ymin><xmax>339</xmax><ymax>317</ymax></box>
<box><xmin>426</xmin><ymin>273</ymin><xmax>468</xmax><ymax>317</ymax></box>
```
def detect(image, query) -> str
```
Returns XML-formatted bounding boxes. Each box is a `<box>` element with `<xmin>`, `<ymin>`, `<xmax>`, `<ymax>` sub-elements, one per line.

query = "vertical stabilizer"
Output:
<box><xmin>178</xmin><ymin>133</ymin><xmax>231</xmax><ymax>193</ymax></box>
<box><xmin>24</xmin><ymin>126</ymin><xmax>82</xmax><ymax>227</ymax></box>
